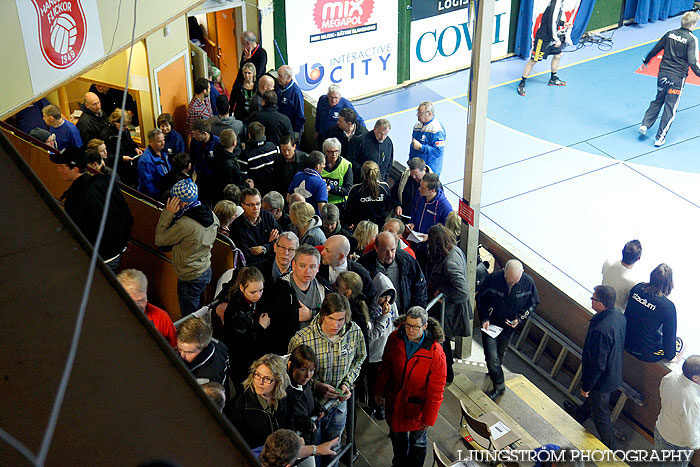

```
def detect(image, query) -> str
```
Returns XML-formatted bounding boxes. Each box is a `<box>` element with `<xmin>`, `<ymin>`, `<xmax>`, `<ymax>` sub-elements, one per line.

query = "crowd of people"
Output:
<box><xmin>21</xmin><ymin>27</ymin><xmax>697</xmax><ymax>467</ymax></box>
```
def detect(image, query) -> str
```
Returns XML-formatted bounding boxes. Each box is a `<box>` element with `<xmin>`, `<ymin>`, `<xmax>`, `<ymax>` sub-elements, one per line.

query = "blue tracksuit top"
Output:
<box><xmin>408</xmin><ymin>117</ymin><xmax>446</xmax><ymax>176</ymax></box>
<box><xmin>277</xmin><ymin>81</ymin><xmax>306</xmax><ymax>133</ymax></box>
<box><xmin>410</xmin><ymin>187</ymin><xmax>452</xmax><ymax>234</ymax></box>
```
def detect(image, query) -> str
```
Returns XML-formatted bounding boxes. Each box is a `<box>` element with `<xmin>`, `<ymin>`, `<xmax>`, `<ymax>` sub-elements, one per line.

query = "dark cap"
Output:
<box><xmin>29</xmin><ymin>127</ymin><xmax>51</xmax><ymax>143</ymax></box>
<box><xmin>49</xmin><ymin>146</ymin><xmax>87</xmax><ymax>170</ymax></box>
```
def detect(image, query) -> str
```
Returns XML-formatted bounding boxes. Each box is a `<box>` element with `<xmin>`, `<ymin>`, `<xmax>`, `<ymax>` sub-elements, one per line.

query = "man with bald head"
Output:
<box><xmin>276</xmin><ymin>65</ymin><xmax>305</xmax><ymax>136</ymax></box>
<box><xmin>359</xmin><ymin>231</ymin><xmax>426</xmax><ymax>314</ymax></box>
<box><xmin>477</xmin><ymin>259</ymin><xmax>539</xmax><ymax>400</ymax></box>
<box><xmin>76</xmin><ymin>91</ymin><xmax>110</xmax><ymax>146</ymax></box>
<box><xmin>249</xmin><ymin>75</ymin><xmax>276</xmax><ymax>117</ymax></box>
<box><xmin>320</xmin><ymin>235</ymin><xmax>375</xmax><ymax>298</ymax></box>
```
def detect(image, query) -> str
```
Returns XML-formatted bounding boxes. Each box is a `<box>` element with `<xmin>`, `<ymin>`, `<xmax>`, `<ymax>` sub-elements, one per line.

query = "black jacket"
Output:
<box><xmin>285</xmin><ymin>383</ymin><xmax>320</xmax><ymax>444</ymax></box>
<box><xmin>213</xmin><ymin>142</ymin><xmax>243</xmax><ymax>196</ymax></box>
<box><xmin>325</xmin><ymin>122</ymin><xmax>368</xmax><ymax>163</ymax></box>
<box><xmin>349</xmin><ymin>130</ymin><xmax>394</xmax><ymax>182</ymax></box>
<box><xmin>476</xmin><ymin>270</ymin><xmax>539</xmax><ymax>327</ymax></box>
<box><xmin>240</xmin><ymin>138</ymin><xmax>278</xmax><ymax>196</ymax></box>
<box><xmin>62</xmin><ymin>173</ymin><xmax>133</xmax><ymax>259</ymax></box>
<box><xmin>358</xmin><ymin>249</ymin><xmax>427</xmax><ymax>313</ymax></box>
<box><xmin>581</xmin><ymin>308</ymin><xmax>626</xmax><ymax>393</ymax></box>
<box><xmin>644</xmin><ymin>27</ymin><xmax>700</xmax><ymax>78</ymax></box>
<box><xmin>76</xmin><ymin>104</ymin><xmax>110</xmax><ymax>147</ymax></box>
<box><xmin>185</xmin><ymin>340</ymin><xmax>230</xmax><ymax>402</ymax></box>
<box><xmin>223</xmin><ymin>292</ymin><xmax>269</xmax><ymax>389</ymax></box>
<box><xmin>248</xmin><ymin>105</ymin><xmax>294</xmax><ymax>146</ymax></box>
<box><xmin>229</xmin><ymin>210</ymin><xmax>281</xmax><ymax>266</ymax></box>
<box><xmin>229</xmin><ymin>387</ymin><xmax>290</xmax><ymax>449</ymax></box>
<box><xmin>345</xmin><ymin>182</ymin><xmax>392</xmax><ymax>228</ymax></box>
<box><xmin>273</xmin><ymin>149</ymin><xmax>308</xmax><ymax>195</ymax></box>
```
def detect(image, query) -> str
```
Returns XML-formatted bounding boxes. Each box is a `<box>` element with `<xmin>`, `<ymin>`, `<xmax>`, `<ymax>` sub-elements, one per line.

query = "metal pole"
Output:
<box><xmin>459</xmin><ymin>0</ymin><xmax>494</xmax><ymax>359</ymax></box>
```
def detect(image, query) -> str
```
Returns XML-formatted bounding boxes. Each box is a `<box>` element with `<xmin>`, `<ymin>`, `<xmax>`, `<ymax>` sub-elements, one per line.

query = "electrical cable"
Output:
<box><xmin>34</xmin><ymin>1</ymin><xmax>138</xmax><ymax>465</ymax></box>
<box><xmin>92</xmin><ymin>0</ymin><xmax>124</xmax><ymax>70</ymax></box>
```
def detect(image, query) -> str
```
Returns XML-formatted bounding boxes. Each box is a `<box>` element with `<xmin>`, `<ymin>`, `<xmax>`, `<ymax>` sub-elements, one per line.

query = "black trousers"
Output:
<box><xmin>641</xmin><ymin>72</ymin><xmax>684</xmax><ymax>141</ymax></box>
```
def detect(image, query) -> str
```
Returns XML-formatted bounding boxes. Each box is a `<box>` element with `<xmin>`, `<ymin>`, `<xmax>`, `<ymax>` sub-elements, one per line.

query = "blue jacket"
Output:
<box><xmin>209</xmin><ymin>81</ymin><xmax>220</xmax><ymax>116</ymax></box>
<box><xmin>163</xmin><ymin>129</ymin><xmax>185</xmax><ymax>158</ymax></box>
<box><xmin>410</xmin><ymin>188</ymin><xmax>452</xmax><ymax>235</ymax></box>
<box><xmin>315</xmin><ymin>95</ymin><xmax>365</xmax><ymax>137</ymax></box>
<box><xmin>277</xmin><ymin>81</ymin><xmax>306</xmax><ymax>133</ymax></box>
<box><xmin>138</xmin><ymin>146</ymin><xmax>171</xmax><ymax>198</ymax></box>
<box><xmin>581</xmin><ymin>308</ymin><xmax>626</xmax><ymax>393</ymax></box>
<box><xmin>189</xmin><ymin>134</ymin><xmax>220</xmax><ymax>178</ymax></box>
<box><xmin>409</xmin><ymin>118</ymin><xmax>446</xmax><ymax>176</ymax></box>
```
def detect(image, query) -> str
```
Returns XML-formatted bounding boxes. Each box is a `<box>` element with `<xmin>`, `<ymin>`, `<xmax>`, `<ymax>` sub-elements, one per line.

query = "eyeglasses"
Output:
<box><xmin>276</xmin><ymin>245</ymin><xmax>297</xmax><ymax>253</ymax></box>
<box><xmin>591</xmin><ymin>297</ymin><xmax>602</xmax><ymax>303</ymax></box>
<box><xmin>405</xmin><ymin>323</ymin><xmax>425</xmax><ymax>331</ymax></box>
<box><xmin>242</xmin><ymin>201</ymin><xmax>261</xmax><ymax>207</ymax></box>
<box><xmin>253</xmin><ymin>372</ymin><xmax>275</xmax><ymax>385</ymax></box>
<box><xmin>417</xmin><ymin>111</ymin><xmax>430</xmax><ymax>116</ymax></box>
<box><xmin>325</xmin><ymin>150</ymin><xmax>340</xmax><ymax>155</ymax></box>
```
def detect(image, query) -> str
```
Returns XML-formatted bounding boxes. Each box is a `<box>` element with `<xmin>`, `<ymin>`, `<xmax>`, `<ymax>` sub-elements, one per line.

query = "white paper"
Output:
<box><xmin>489</xmin><ymin>420</ymin><xmax>511</xmax><ymax>440</ymax></box>
<box><xmin>481</xmin><ymin>324</ymin><xmax>503</xmax><ymax>338</ymax></box>
<box><xmin>407</xmin><ymin>228</ymin><xmax>428</xmax><ymax>243</ymax></box>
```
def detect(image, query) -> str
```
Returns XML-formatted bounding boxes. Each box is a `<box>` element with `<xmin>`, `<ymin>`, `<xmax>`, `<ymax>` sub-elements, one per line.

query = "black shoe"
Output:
<box><xmin>517</xmin><ymin>82</ymin><xmax>526</xmax><ymax>96</ymax></box>
<box><xmin>563</xmin><ymin>400</ymin><xmax>588</xmax><ymax>423</ymax></box>
<box><xmin>374</xmin><ymin>407</ymin><xmax>385</xmax><ymax>420</ymax></box>
<box><xmin>548</xmin><ymin>76</ymin><xmax>566</xmax><ymax>86</ymax></box>
<box><xmin>487</xmin><ymin>388</ymin><xmax>504</xmax><ymax>400</ymax></box>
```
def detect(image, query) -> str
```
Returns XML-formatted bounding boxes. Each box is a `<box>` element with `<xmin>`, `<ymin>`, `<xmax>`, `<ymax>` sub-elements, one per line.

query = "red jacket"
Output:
<box><xmin>374</xmin><ymin>317</ymin><xmax>446</xmax><ymax>432</ymax></box>
<box><xmin>145</xmin><ymin>303</ymin><xmax>177</xmax><ymax>348</ymax></box>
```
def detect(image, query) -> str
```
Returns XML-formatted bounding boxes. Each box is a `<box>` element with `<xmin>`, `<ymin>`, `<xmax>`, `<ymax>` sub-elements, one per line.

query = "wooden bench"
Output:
<box><xmin>449</xmin><ymin>374</ymin><xmax>629</xmax><ymax>467</ymax></box>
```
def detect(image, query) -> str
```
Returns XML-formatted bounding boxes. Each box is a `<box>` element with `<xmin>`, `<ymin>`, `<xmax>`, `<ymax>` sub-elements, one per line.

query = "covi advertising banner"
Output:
<box><xmin>286</xmin><ymin>0</ymin><xmax>398</xmax><ymax>101</ymax></box>
<box><xmin>16</xmin><ymin>0</ymin><xmax>104</xmax><ymax>94</ymax></box>
<box><xmin>410</xmin><ymin>0</ymin><xmax>511</xmax><ymax>81</ymax></box>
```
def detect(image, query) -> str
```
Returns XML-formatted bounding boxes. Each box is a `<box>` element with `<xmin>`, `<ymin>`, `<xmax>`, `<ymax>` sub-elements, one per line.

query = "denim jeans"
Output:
<box><xmin>652</xmin><ymin>427</ymin><xmax>693</xmax><ymax>467</ymax></box>
<box><xmin>588</xmin><ymin>390</ymin><xmax>616</xmax><ymax>450</ymax></box>
<box><xmin>389</xmin><ymin>429</ymin><xmax>428</xmax><ymax>467</ymax></box>
<box><xmin>314</xmin><ymin>400</ymin><xmax>347</xmax><ymax>467</ymax></box>
<box><xmin>482</xmin><ymin>326</ymin><xmax>514</xmax><ymax>390</ymax></box>
<box><xmin>177</xmin><ymin>267</ymin><xmax>211</xmax><ymax>317</ymax></box>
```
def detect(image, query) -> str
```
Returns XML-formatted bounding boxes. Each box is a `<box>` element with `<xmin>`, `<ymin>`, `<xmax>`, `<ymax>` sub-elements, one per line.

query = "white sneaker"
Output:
<box><xmin>654</xmin><ymin>138</ymin><xmax>665</xmax><ymax>147</ymax></box>
<box><xmin>638</xmin><ymin>125</ymin><xmax>647</xmax><ymax>136</ymax></box>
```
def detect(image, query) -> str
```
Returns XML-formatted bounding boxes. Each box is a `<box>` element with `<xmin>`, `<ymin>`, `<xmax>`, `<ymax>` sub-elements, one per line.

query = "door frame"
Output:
<box><xmin>153</xmin><ymin>49</ymin><xmax>192</xmax><ymax>117</ymax></box>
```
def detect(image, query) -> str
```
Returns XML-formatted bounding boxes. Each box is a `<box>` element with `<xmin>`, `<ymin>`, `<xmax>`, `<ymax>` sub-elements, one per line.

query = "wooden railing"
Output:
<box><xmin>1</xmin><ymin>121</ymin><xmax>236</xmax><ymax>321</ymax></box>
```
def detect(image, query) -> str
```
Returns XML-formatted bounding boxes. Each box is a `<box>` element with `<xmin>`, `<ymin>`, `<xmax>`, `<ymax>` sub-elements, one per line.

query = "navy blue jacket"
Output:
<box><xmin>581</xmin><ymin>308</ymin><xmax>626</xmax><ymax>393</ymax></box>
<box><xmin>476</xmin><ymin>270</ymin><xmax>539</xmax><ymax>327</ymax></box>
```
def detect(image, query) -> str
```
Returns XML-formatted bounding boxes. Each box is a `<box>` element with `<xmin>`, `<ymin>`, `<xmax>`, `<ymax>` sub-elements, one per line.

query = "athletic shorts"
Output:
<box><xmin>531</xmin><ymin>37</ymin><xmax>562</xmax><ymax>61</ymax></box>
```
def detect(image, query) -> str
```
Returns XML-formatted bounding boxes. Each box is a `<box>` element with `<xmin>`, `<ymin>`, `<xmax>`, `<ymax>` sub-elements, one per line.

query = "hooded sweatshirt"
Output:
<box><xmin>368</xmin><ymin>273</ymin><xmax>398</xmax><ymax>363</ymax></box>
<box><xmin>155</xmin><ymin>204</ymin><xmax>219</xmax><ymax>281</ymax></box>
<box><xmin>298</xmin><ymin>215</ymin><xmax>327</xmax><ymax>247</ymax></box>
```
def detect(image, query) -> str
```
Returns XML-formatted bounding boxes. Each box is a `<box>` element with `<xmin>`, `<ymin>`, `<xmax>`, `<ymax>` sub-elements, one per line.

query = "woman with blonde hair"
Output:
<box><xmin>104</xmin><ymin>108</ymin><xmax>141</xmax><ymax>185</ymax></box>
<box><xmin>213</xmin><ymin>199</ymin><xmax>239</xmax><ymax>237</ymax></box>
<box><xmin>290</xmin><ymin>201</ymin><xmax>327</xmax><ymax>247</ymax></box>
<box><xmin>352</xmin><ymin>220</ymin><xmax>378</xmax><ymax>257</ymax></box>
<box><xmin>345</xmin><ymin>160</ymin><xmax>392</xmax><ymax>229</ymax></box>
<box><xmin>231</xmin><ymin>62</ymin><xmax>257</xmax><ymax>120</ymax></box>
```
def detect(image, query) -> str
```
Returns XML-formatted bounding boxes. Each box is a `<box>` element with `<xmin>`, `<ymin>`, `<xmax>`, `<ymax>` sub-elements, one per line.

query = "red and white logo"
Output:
<box><xmin>31</xmin><ymin>0</ymin><xmax>87</xmax><ymax>69</ymax></box>
<box><xmin>313</xmin><ymin>0</ymin><xmax>374</xmax><ymax>33</ymax></box>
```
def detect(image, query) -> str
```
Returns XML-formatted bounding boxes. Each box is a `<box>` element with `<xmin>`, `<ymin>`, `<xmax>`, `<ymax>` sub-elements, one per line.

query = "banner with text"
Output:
<box><xmin>529</xmin><ymin>0</ymin><xmax>581</xmax><ymax>50</ymax></box>
<box><xmin>285</xmin><ymin>0</ymin><xmax>398</xmax><ymax>101</ymax></box>
<box><xmin>410</xmin><ymin>0</ymin><xmax>511</xmax><ymax>81</ymax></box>
<box><xmin>16</xmin><ymin>0</ymin><xmax>104</xmax><ymax>94</ymax></box>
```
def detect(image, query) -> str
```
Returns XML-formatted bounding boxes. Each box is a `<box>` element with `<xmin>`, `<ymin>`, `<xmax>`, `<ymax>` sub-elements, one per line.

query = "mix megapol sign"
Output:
<box><xmin>410</xmin><ymin>0</ymin><xmax>511</xmax><ymax>81</ymax></box>
<box><xmin>286</xmin><ymin>0</ymin><xmax>398</xmax><ymax>101</ymax></box>
<box><xmin>16</xmin><ymin>0</ymin><xmax>104</xmax><ymax>94</ymax></box>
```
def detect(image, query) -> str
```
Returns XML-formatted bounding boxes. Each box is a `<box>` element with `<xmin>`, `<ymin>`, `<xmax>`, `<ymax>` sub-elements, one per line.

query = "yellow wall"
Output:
<box><xmin>0</xmin><ymin>0</ymin><xmax>205</xmax><ymax>119</ymax></box>
<box><xmin>145</xmin><ymin>15</ymin><xmax>190</xmax><ymax>123</ymax></box>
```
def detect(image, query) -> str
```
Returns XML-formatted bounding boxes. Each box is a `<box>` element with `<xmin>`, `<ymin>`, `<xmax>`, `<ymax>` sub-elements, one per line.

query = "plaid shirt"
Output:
<box><xmin>288</xmin><ymin>315</ymin><xmax>366</xmax><ymax>391</ymax></box>
<box><xmin>187</xmin><ymin>96</ymin><xmax>213</xmax><ymax>130</ymax></box>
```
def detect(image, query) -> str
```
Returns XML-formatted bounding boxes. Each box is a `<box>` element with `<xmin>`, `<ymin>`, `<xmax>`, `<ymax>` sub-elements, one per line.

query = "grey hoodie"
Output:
<box><xmin>368</xmin><ymin>273</ymin><xmax>398</xmax><ymax>363</ymax></box>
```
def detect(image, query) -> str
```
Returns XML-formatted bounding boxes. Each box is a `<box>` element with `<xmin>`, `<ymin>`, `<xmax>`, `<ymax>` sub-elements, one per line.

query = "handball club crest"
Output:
<box><xmin>31</xmin><ymin>0</ymin><xmax>87</xmax><ymax>69</ymax></box>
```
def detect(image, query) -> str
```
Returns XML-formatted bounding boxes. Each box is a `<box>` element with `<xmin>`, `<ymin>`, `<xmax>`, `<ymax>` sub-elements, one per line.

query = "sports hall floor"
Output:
<box><xmin>353</xmin><ymin>17</ymin><xmax>700</xmax><ymax>359</ymax></box>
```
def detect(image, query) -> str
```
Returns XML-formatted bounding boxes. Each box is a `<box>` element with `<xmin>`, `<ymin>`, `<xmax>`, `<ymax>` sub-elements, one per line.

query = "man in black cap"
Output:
<box><xmin>50</xmin><ymin>147</ymin><xmax>133</xmax><ymax>272</ymax></box>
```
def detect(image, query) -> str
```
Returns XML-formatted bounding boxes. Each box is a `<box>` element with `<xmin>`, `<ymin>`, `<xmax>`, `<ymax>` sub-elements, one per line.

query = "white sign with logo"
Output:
<box><xmin>16</xmin><ymin>0</ymin><xmax>105</xmax><ymax>94</ymax></box>
<box><xmin>285</xmin><ymin>0</ymin><xmax>398</xmax><ymax>101</ymax></box>
<box><xmin>410</xmin><ymin>0</ymin><xmax>511</xmax><ymax>81</ymax></box>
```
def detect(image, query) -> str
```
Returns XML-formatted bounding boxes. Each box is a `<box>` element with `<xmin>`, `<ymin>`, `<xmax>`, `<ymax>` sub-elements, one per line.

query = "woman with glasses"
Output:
<box><xmin>230</xmin><ymin>353</ymin><xmax>338</xmax><ymax>461</ymax></box>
